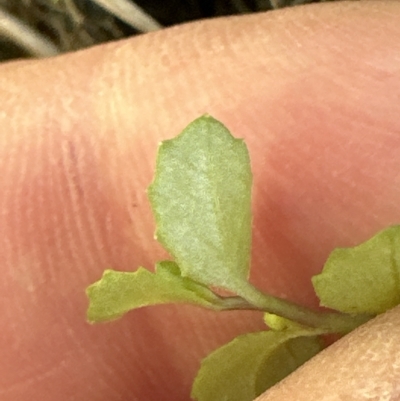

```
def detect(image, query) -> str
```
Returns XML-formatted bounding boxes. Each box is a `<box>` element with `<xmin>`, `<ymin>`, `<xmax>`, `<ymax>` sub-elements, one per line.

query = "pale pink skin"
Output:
<box><xmin>1</xmin><ymin>2</ymin><xmax>400</xmax><ymax>400</ymax></box>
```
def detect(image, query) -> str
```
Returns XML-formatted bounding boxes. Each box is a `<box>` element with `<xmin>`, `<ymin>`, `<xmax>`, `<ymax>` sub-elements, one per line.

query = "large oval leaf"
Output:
<box><xmin>148</xmin><ymin>115</ymin><xmax>252</xmax><ymax>292</ymax></box>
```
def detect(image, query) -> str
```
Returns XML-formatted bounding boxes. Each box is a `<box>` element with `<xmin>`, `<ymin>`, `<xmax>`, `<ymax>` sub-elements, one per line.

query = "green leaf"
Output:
<box><xmin>254</xmin><ymin>335</ymin><xmax>323</xmax><ymax>396</ymax></box>
<box><xmin>312</xmin><ymin>225</ymin><xmax>400</xmax><ymax>315</ymax></box>
<box><xmin>86</xmin><ymin>261</ymin><xmax>224</xmax><ymax>323</ymax></box>
<box><xmin>192</xmin><ymin>330</ymin><xmax>324</xmax><ymax>401</ymax></box>
<box><xmin>148</xmin><ymin>115</ymin><xmax>252</xmax><ymax>292</ymax></box>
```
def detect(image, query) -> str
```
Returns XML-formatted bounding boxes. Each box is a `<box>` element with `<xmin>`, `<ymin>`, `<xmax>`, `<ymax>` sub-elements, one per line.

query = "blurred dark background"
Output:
<box><xmin>0</xmin><ymin>0</ymin><xmax>338</xmax><ymax>61</ymax></box>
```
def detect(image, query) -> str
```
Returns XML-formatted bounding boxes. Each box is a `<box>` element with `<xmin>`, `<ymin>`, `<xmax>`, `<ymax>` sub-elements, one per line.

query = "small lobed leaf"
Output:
<box><xmin>191</xmin><ymin>330</ymin><xmax>324</xmax><ymax>401</ymax></box>
<box><xmin>312</xmin><ymin>225</ymin><xmax>400</xmax><ymax>315</ymax></box>
<box><xmin>147</xmin><ymin>115</ymin><xmax>252</xmax><ymax>293</ymax></box>
<box><xmin>86</xmin><ymin>261</ymin><xmax>224</xmax><ymax>323</ymax></box>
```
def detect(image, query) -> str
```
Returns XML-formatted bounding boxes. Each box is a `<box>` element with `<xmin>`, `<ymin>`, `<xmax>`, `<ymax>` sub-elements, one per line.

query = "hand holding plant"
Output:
<box><xmin>87</xmin><ymin>115</ymin><xmax>400</xmax><ymax>401</ymax></box>
<box><xmin>2</xmin><ymin>2</ymin><xmax>400</xmax><ymax>401</ymax></box>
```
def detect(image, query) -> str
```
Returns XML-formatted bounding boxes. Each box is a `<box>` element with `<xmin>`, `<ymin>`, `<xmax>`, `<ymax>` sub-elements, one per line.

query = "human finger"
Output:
<box><xmin>1</xmin><ymin>2</ymin><xmax>400</xmax><ymax>401</ymax></box>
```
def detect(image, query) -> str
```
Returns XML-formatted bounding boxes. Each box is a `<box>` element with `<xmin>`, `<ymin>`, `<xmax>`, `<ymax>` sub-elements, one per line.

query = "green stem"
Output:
<box><xmin>217</xmin><ymin>296</ymin><xmax>262</xmax><ymax>311</ymax></box>
<box><xmin>221</xmin><ymin>284</ymin><xmax>372</xmax><ymax>334</ymax></box>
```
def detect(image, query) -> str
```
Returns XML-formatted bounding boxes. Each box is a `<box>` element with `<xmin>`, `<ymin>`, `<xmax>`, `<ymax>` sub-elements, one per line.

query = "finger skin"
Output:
<box><xmin>1</xmin><ymin>2</ymin><xmax>400</xmax><ymax>400</ymax></box>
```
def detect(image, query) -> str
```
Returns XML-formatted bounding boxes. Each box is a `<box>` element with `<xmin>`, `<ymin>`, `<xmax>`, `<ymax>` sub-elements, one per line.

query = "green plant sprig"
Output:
<box><xmin>86</xmin><ymin>115</ymin><xmax>400</xmax><ymax>401</ymax></box>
